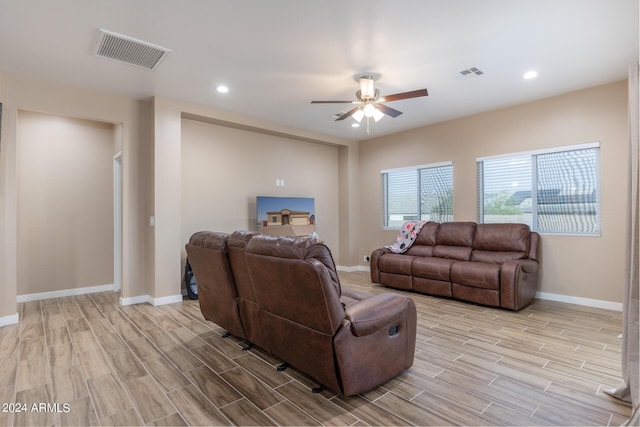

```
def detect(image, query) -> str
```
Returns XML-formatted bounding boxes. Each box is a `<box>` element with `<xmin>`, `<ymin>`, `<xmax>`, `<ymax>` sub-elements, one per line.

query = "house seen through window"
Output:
<box><xmin>477</xmin><ymin>142</ymin><xmax>600</xmax><ymax>234</ymax></box>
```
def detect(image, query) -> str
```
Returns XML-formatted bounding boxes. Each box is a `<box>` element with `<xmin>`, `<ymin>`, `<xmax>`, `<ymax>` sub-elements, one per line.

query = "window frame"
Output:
<box><xmin>476</xmin><ymin>142</ymin><xmax>601</xmax><ymax>236</ymax></box>
<box><xmin>381</xmin><ymin>161</ymin><xmax>454</xmax><ymax>230</ymax></box>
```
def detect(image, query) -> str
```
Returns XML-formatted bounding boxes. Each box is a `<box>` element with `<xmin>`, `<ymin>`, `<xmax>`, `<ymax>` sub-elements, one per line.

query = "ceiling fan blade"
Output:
<box><xmin>379</xmin><ymin>89</ymin><xmax>428</xmax><ymax>103</ymax></box>
<box><xmin>376</xmin><ymin>103</ymin><xmax>403</xmax><ymax>118</ymax></box>
<box><xmin>311</xmin><ymin>100</ymin><xmax>358</xmax><ymax>104</ymax></box>
<box><xmin>335</xmin><ymin>105</ymin><xmax>363</xmax><ymax>121</ymax></box>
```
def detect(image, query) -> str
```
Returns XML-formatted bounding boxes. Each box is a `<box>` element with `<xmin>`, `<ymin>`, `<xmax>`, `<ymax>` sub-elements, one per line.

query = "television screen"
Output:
<box><xmin>256</xmin><ymin>196</ymin><xmax>315</xmax><ymax>237</ymax></box>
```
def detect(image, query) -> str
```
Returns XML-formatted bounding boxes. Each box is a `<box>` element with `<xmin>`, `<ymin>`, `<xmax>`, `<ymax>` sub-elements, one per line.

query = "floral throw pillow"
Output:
<box><xmin>386</xmin><ymin>220</ymin><xmax>428</xmax><ymax>254</ymax></box>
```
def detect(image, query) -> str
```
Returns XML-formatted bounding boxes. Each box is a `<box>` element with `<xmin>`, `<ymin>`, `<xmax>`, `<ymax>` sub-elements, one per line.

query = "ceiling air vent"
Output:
<box><xmin>94</xmin><ymin>29</ymin><xmax>171</xmax><ymax>70</ymax></box>
<box><xmin>458</xmin><ymin>67</ymin><xmax>484</xmax><ymax>79</ymax></box>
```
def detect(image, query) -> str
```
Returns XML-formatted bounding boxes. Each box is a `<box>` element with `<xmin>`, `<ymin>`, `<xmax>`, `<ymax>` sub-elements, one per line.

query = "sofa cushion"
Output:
<box><xmin>436</xmin><ymin>222</ymin><xmax>476</xmax><ymax>247</ymax></box>
<box><xmin>379</xmin><ymin>254</ymin><xmax>415</xmax><ymax>275</ymax></box>
<box><xmin>432</xmin><ymin>222</ymin><xmax>476</xmax><ymax>261</ymax></box>
<box><xmin>404</xmin><ymin>244</ymin><xmax>434</xmax><ymax>257</ymax></box>
<box><xmin>412</xmin><ymin>257</ymin><xmax>455</xmax><ymax>281</ymax></box>
<box><xmin>450</xmin><ymin>261</ymin><xmax>500</xmax><ymax>290</ymax></box>
<box><xmin>471</xmin><ymin>250</ymin><xmax>527</xmax><ymax>264</ymax></box>
<box><xmin>414</xmin><ymin>221</ymin><xmax>439</xmax><ymax>246</ymax></box>
<box><xmin>474</xmin><ymin>223</ymin><xmax>530</xmax><ymax>253</ymax></box>
<box><xmin>432</xmin><ymin>245</ymin><xmax>472</xmax><ymax>261</ymax></box>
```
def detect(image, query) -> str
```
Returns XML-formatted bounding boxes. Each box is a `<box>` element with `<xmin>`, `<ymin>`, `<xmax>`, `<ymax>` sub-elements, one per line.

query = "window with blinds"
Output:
<box><xmin>382</xmin><ymin>162</ymin><xmax>453</xmax><ymax>229</ymax></box>
<box><xmin>477</xmin><ymin>142</ymin><xmax>600</xmax><ymax>234</ymax></box>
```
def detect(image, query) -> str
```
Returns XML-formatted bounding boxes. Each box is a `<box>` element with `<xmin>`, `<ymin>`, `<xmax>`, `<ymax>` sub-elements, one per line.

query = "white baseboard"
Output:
<box><xmin>535</xmin><ymin>291</ymin><xmax>622</xmax><ymax>311</ymax></box>
<box><xmin>120</xmin><ymin>294</ymin><xmax>183</xmax><ymax>307</ymax></box>
<box><xmin>119</xmin><ymin>295</ymin><xmax>150</xmax><ymax>306</ymax></box>
<box><xmin>152</xmin><ymin>294</ymin><xmax>183</xmax><ymax>306</ymax></box>
<box><xmin>17</xmin><ymin>284</ymin><xmax>114</xmax><ymax>303</ymax></box>
<box><xmin>337</xmin><ymin>265</ymin><xmax>370</xmax><ymax>273</ymax></box>
<box><xmin>14</xmin><ymin>282</ymin><xmax>183</xmax><ymax>308</ymax></box>
<box><xmin>0</xmin><ymin>313</ymin><xmax>19</xmax><ymax>327</ymax></box>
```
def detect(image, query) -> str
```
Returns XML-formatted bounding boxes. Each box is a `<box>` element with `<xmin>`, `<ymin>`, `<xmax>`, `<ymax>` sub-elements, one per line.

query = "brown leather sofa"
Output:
<box><xmin>186</xmin><ymin>231</ymin><xmax>417</xmax><ymax>396</ymax></box>
<box><xmin>370</xmin><ymin>222</ymin><xmax>540</xmax><ymax>310</ymax></box>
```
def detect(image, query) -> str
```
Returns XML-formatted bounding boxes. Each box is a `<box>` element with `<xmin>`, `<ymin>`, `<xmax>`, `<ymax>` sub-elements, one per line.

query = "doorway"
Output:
<box><xmin>113</xmin><ymin>152</ymin><xmax>122</xmax><ymax>292</ymax></box>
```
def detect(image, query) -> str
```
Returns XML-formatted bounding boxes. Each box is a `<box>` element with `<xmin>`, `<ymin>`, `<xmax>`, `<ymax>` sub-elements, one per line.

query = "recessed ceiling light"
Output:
<box><xmin>523</xmin><ymin>71</ymin><xmax>538</xmax><ymax>80</ymax></box>
<box><xmin>351</xmin><ymin>123</ymin><xmax>360</xmax><ymax>128</ymax></box>
<box><xmin>216</xmin><ymin>85</ymin><xmax>229</xmax><ymax>93</ymax></box>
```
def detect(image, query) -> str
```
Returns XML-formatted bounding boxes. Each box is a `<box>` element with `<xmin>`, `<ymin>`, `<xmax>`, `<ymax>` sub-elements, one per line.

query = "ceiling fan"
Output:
<box><xmin>311</xmin><ymin>75</ymin><xmax>428</xmax><ymax>131</ymax></box>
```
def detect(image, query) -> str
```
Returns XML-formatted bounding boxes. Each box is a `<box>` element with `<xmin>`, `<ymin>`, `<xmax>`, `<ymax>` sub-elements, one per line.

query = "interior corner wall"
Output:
<box><xmin>180</xmin><ymin>118</ymin><xmax>340</xmax><ymax>254</ymax></box>
<box><xmin>358</xmin><ymin>80</ymin><xmax>628</xmax><ymax>304</ymax></box>
<box><xmin>17</xmin><ymin>110</ymin><xmax>114</xmax><ymax>294</ymax></box>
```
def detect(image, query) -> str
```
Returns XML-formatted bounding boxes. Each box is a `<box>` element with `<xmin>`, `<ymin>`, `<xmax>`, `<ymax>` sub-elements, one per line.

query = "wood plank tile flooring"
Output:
<box><xmin>0</xmin><ymin>271</ymin><xmax>631</xmax><ymax>426</ymax></box>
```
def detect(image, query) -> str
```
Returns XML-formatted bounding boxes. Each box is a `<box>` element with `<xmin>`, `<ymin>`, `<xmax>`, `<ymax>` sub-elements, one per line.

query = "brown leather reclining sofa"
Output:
<box><xmin>185</xmin><ymin>231</ymin><xmax>417</xmax><ymax>396</ymax></box>
<box><xmin>370</xmin><ymin>222</ymin><xmax>540</xmax><ymax>310</ymax></box>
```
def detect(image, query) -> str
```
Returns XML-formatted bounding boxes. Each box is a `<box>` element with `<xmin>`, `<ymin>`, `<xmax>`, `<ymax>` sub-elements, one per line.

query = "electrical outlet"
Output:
<box><xmin>363</xmin><ymin>255</ymin><xmax>370</xmax><ymax>262</ymax></box>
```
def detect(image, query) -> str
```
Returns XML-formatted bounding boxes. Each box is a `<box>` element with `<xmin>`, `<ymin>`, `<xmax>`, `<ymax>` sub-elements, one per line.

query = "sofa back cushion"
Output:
<box><xmin>414</xmin><ymin>222</ymin><xmax>439</xmax><ymax>245</ymax></box>
<box><xmin>245</xmin><ymin>235</ymin><xmax>345</xmax><ymax>335</ymax></box>
<box><xmin>404</xmin><ymin>222</ymin><xmax>438</xmax><ymax>256</ymax></box>
<box><xmin>473</xmin><ymin>223</ymin><xmax>530</xmax><ymax>251</ymax></box>
<box><xmin>470</xmin><ymin>223</ymin><xmax>531</xmax><ymax>264</ymax></box>
<box><xmin>432</xmin><ymin>222</ymin><xmax>476</xmax><ymax>261</ymax></box>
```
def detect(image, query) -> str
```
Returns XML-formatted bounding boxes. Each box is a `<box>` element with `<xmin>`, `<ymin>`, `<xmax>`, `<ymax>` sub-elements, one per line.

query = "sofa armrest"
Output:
<box><xmin>370</xmin><ymin>248</ymin><xmax>390</xmax><ymax>283</ymax></box>
<box><xmin>500</xmin><ymin>259</ymin><xmax>539</xmax><ymax>310</ymax></box>
<box><xmin>345</xmin><ymin>293</ymin><xmax>412</xmax><ymax>337</ymax></box>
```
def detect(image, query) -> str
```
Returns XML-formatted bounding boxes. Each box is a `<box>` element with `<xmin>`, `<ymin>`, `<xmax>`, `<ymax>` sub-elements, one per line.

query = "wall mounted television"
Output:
<box><xmin>256</xmin><ymin>196</ymin><xmax>315</xmax><ymax>237</ymax></box>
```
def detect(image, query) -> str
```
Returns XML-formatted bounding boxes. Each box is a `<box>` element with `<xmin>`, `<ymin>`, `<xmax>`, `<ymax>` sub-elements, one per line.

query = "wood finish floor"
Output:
<box><xmin>0</xmin><ymin>271</ymin><xmax>631</xmax><ymax>426</ymax></box>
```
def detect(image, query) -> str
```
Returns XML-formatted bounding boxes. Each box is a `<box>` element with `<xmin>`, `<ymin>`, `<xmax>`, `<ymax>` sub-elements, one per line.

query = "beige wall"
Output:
<box><xmin>180</xmin><ymin>118</ymin><xmax>340</xmax><ymax>250</ymax></box>
<box><xmin>17</xmin><ymin>111</ymin><xmax>114</xmax><ymax>294</ymax></box>
<box><xmin>358</xmin><ymin>81</ymin><xmax>628</xmax><ymax>304</ymax></box>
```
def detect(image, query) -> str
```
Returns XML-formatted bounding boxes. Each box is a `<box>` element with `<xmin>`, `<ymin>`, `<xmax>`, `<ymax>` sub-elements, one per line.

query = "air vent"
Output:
<box><xmin>458</xmin><ymin>67</ymin><xmax>484</xmax><ymax>78</ymax></box>
<box><xmin>94</xmin><ymin>29</ymin><xmax>171</xmax><ymax>70</ymax></box>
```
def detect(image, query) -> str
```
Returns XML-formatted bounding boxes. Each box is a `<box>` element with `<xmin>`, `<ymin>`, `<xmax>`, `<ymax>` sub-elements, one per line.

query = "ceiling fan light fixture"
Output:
<box><xmin>359</xmin><ymin>77</ymin><xmax>376</xmax><ymax>99</ymax></box>
<box><xmin>311</xmin><ymin>73</ymin><xmax>427</xmax><ymax>129</ymax></box>
<box><xmin>352</xmin><ymin>109</ymin><xmax>365</xmax><ymax>123</ymax></box>
<box><xmin>363</xmin><ymin>102</ymin><xmax>377</xmax><ymax>118</ymax></box>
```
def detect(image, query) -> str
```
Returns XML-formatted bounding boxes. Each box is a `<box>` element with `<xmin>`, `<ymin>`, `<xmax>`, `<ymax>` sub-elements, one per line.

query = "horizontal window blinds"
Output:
<box><xmin>382</xmin><ymin>163</ymin><xmax>453</xmax><ymax>229</ymax></box>
<box><xmin>477</xmin><ymin>144</ymin><xmax>600</xmax><ymax>235</ymax></box>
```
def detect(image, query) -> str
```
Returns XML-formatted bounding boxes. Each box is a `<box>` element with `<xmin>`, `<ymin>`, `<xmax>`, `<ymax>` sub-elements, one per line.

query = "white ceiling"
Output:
<box><xmin>0</xmin><ymin>0</ymin><xmax>637</xmax><ymax>141</ymax></box>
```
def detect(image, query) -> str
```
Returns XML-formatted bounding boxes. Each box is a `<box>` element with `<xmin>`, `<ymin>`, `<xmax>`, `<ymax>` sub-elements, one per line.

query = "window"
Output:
<box><xmin>477</xmin><ymin>142</ymin><xmax>600</xmax><ymax>234</ymax></box>
<box><xmin>382</xmin><ymin>162</ymin><xmax>453</xmax><ymax>229</ymax></box>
